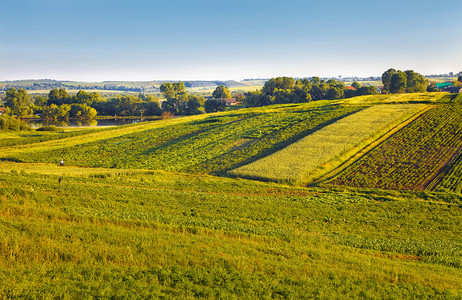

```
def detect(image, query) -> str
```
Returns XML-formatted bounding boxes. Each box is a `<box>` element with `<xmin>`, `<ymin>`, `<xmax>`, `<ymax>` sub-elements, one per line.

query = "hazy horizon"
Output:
<box><xmin>2</xmin><ymin>0</ymin><xmax>461</xmax><ymax>82</ymax></box>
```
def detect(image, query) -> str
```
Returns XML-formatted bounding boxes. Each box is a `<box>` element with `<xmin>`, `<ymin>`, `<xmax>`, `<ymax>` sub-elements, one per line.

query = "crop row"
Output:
<box><xmin>328</xmin><ymin>104</ymin><xmax>462</xmax><ymax>190</ymax></box>
<box><xmin>11</xmin><ymin>103</ymin><xmax>363</xmax><ymax>173</ymax></box>
<box><xmin>230</xmin><ymin>104</ymin><xmax>427</xmax><ymax>183</ymax></box>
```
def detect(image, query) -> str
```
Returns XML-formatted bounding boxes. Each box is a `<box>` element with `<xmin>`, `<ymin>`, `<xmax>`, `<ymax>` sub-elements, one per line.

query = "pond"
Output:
<box><xmin>25</xmin><ymin>118</ymin><xmax>159</xmax><ymax>128</ymax></box>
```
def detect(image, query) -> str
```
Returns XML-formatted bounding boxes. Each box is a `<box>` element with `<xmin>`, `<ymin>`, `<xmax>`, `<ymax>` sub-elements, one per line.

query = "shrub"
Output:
<box><xmin>36</xmin><ymin>125</ymin><xmax>60</xmax><ymax>132</ymax></box>
<box><xmin>0</xmin><ymin>114</ymin><xmax>30</xmax><ymax>131</ymax></box>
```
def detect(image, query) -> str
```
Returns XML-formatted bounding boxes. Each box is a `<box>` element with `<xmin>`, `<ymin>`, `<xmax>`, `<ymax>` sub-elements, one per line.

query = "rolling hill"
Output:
<box><xmin>0</xmin><ymin>92</ymin><xmax>461</xmax><ymax>298</ymax></box>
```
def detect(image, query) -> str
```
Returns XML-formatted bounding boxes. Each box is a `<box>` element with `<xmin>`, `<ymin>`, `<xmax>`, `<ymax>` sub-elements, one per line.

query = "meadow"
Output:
<box><xmin>229</xmin><ymin>104</ymin><xmax>428</xmax><ymax>183</ymax></box>
<box><xmin>0</xmin><ymin>163</ymin><xmax>461</xmax><ymax>298</ymax></box>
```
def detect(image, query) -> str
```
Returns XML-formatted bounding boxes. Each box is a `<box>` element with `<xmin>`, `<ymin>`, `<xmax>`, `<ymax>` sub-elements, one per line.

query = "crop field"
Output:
<box><xmin>229</xmin><ymin>104</ymin><xmax>428</xmax><ymax>183</ymax></box>
<box><xmin>340</xmin><ymin>92</ymin><xmax>449</xmax><ymax>105</ymax></box>
<box><xmin>435</xmin><ymin>149</ymin><xmax>462</xmax><ymax>193</ymax></box>
<box><xmin>0</xmin><ymin>163</ymin><xmax>461</xmax><ymax>298</ymax></box>
<box><xmin>2</xmin><ymin>102</ymin><xmax>364</xmax><ymax>174</ymax></box>
<box><xmin>328</xmin><ymin>104</ymin><xmax>462</xmax><ymax>190</ymax></box>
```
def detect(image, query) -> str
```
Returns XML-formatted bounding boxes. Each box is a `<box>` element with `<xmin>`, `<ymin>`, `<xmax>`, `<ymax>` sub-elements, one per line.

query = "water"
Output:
<box><xmin>26</xmin><ymin>118</ymin><xmax>157</xmax><ymax>128</ymax></box>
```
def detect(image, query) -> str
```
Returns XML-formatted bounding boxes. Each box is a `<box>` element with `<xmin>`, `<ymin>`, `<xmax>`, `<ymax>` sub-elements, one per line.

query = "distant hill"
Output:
<box><xmin>0</xmin><ymin>79</ymin><xmax>248</xmax><ymax>94</ymax></box>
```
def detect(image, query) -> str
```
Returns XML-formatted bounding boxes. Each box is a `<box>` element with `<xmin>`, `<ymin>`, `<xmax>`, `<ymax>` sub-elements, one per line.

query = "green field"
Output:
<box><xmin>229</xmin><ymin>104</ymin><xmax>428</xmax><ymax>183</ymax></box>
<box><xmin>1</xmin><ymin>93</ymin><xmax>462</xmax><ymax>298</ymax></box>
<box><xmin>0</xmin><ymin>163</ymin><xmax>461</xmax><ymax>298</ymax></box>
<box><xmin>1</xmin><ymin>102</ymin><xmax>363</xmax><ymax>174</ymax></box>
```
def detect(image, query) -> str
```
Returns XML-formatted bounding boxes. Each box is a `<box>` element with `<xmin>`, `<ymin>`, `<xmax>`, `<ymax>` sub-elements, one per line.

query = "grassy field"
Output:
<box><xmin>1</xmin><ymin>93</ymin><xmax>462</xmax><ymax>298</ymax></box>
<box><xmin>2</xmin><ymin>102</ymin><xmax>364</xmax><ymax>174</ymax></box>
<box><xmin>327</xmin><ymin>104</ymin><xmax>462</xmax><ymax>191</ymax></box>
<box><xmin>0</xmin><ymin>163</ymin><xmax>461</xmax><ymax>298</ymax></box>
<box><xmin>229</xmin><ymin>104</ymin><xmax>428</xmax><ymax>183</ymax></box>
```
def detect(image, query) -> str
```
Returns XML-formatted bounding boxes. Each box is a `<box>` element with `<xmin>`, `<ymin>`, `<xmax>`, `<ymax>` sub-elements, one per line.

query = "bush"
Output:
<box><xmin>36</xmin><ymin>125</ymin><xmax>60</xmax><ymax>132</ymax></box>
<box><xmin>0</xmin><ymin>115</ymin><xmax>30</xmax><ymax>131</ymax></box>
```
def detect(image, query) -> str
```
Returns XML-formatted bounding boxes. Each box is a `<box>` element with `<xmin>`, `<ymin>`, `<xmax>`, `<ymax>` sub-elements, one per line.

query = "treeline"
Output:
<box><xmin>1</xmin><ymin>84</ymin><xmax>234</xmax><ymax>119</ymax></box>
<box><xmin>1</xmin><ymin>88</ymin><xmax>160</xmax><ymax>119</ymax></box>
<box><xmin>243</xmin><ymin>77</ymin><xmax>378</xmax><ymax>107</ymax></box>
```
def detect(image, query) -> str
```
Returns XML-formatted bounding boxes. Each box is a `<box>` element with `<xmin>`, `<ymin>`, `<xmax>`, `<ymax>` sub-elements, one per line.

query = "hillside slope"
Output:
<box><xmin>0</xmin><ymin>163</ymin><xmax>461</xmax><ymax>298</ymax></box>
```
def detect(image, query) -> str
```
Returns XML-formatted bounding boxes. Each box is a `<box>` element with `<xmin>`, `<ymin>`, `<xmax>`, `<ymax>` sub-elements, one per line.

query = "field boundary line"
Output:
<box><xmin>425</xmin><ymin>147</ymin><xmax>462</xmax><ymax>191</ymax></box>
<box><xmin>311</xmin><ymin>104</ymin><xmax>434</xmax><ymax>186</ymax></box>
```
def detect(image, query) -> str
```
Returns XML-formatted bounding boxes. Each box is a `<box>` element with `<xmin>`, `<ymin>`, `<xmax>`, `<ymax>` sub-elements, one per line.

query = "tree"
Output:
<box><xmin>262</xmin><ymin>77</ymin><xmax>295</xmax><ymax>95</ymax></box>
<box><xmin>351</xmin><ymin>82</ymin><xmax>361</xmax><ymax>90</ymax></box>
<box><xmin>34</xmin><ymin>96</ymin><xmax>48</xmax><ymax>107</ymax></box>
<box><xmin>73</xmin><ymin>90</ymin><xmax>92</xmax><ymax>105</ymax></box>
<box><xmin>381</xmin><ymin>68</ymin><xmax>397</xmax><ymax>93</ymax></box>
<box><xmin>4</xmin><ymin>88</ymin><xmax>32</xmax><ymax>116</ymax></box>
<box><xmin>390</xmin><ymin>71</ymin><xmax>407</xmax><ymax>93</ymax></box>
<box><xmin>204</xmin><ymin>99</ymin><xmax>226</xmax><ymax>113</ymax></box>
<box><xmin>212</xmin><ymin>85</ymin><xmax>232</xmax><ymax>99</ymax></box>
<box><xmin>186</xmin><ymin>95</ymin><xmax>204</xmax><ymax>115</ymax></box>
<box><xmin>48</xmin><ymin>89</ymin><xmax>70</xmax><ymax>105</ymax></box>
<box><xmin>70</xmin><ymin>104</ymin><xmax>97</xmax><ymax>119</ymax></box>
<box><xmin>458</xmin><ymin>75</ymin><xmax>462</xmax><ymax>82</ymax></box>
<box><xmin>160</xmin><ymin>82</ymin><xmax>186</xmax><ymax>100</ymax></box>
<box><xmin>404</xmin><ymin>70</ymin><xmax>428</xmax><ymax>93</ymax></box>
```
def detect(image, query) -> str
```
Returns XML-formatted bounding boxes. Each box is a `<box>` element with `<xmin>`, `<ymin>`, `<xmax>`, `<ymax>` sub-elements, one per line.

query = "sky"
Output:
<box><xmin>1</xmin><ymin>0</ymin><xmax>461</xmax><ymax>81</ymax></box>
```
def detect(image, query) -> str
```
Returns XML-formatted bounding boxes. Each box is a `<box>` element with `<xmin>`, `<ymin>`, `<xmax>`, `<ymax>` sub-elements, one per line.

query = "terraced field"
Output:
<box><xmin>229</xmin><ymin>104</ymin><xmax>428</xmax><ymax>183</ymax></box>
<box><xmin>328</xmin><ymin>104</ymin><xmax>462</xmax><ymax>190</ymax></box>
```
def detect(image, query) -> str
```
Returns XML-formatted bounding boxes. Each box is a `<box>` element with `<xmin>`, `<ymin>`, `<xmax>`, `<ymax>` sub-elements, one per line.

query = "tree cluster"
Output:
<box><xmin>243</xmin><ymin>76</ymin><xmax>377</xmax><ymax>107</ymax></box>
<box><xmin>381</xmin><ymin>69</ymin><xmax>428</xmax><ymax>94</ymax></box>
<box><xmin>159</xmin><ymin>82</ymin><xmax>205</xmax><ymax>116</ymax></box>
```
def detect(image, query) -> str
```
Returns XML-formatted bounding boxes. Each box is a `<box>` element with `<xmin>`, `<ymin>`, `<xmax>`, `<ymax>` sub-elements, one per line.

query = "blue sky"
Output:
<box><xmin>1</xmin><ymin>0</ymin><xmax>461</xmax><ymax>81</ymax></box>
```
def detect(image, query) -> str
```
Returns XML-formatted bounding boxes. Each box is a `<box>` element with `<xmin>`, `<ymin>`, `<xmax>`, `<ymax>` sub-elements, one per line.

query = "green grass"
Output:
<box><xmin>340</xmin><ymin>92</ymin><xmax>449</xmax><ymax>105</ymax></box>
<box><xmin>1</xmin><ymin>93</ymin><xmax>461</xmax><ymax>298</ymax></box>
<box><xmin>327</xmin><ymin>104</ymin><xmax>462</xmax><ymax>190</ymax></box>
<box><xmin>3</xmin><ymin>102</ymin><xmax>364</xmax><ymax>174</ymax></box>
<box><xmin>230</xmin><ymin>104</ymin><xmax>428</xmax><ymax>183</ymax></box>
<box><xmin>0</xmin><ymin>164</ymin><xmax>461</xmax><ymax>298</ymax></box>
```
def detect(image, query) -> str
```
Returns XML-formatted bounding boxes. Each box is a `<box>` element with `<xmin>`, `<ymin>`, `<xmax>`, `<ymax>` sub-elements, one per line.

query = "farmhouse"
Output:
<box><xmin>224</xmin><ymin>98</ymin><xmax>238</xmax><ymax>106</ymax></box>
<box><xmin>0</xmin><ymin>107</ymin><xmax>5</xmax><ymax>115</ymax></box>
<box><xmin>436</xmin><ymin>82</ymin><xmax>454</xmax><ymax>90</ymax></box>
<box><xmin>443</xmin><ymin>86</ymin><xmax>462</xmax><ymax>93</ymax></box>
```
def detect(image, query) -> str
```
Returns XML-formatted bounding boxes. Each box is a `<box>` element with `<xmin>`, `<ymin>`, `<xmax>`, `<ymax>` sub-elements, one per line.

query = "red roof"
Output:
<box><xmin>346</xmin><ymin>86</ymin><xmax>356</xmax><ymax>90</ymax></box>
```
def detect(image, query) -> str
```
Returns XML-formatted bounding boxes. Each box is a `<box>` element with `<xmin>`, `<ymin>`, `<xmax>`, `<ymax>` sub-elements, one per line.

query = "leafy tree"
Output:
<box><xmin>34</xmin><ymin>96</ymin><xmax>48</xmax><ymax>107</ymax></box>
<box><xmin>48</xmin><ymin>89</ymin><xmax>70</xmax><ymax>105</ymax></box>
<box><xmin>390</xmin><ymin>71</ymin><xmax>407</xmax><ymax>93</ymax></box>
<box><xmin>42</xmin><ymin>104</ymin><xmax>71</xmax><ymax>120</ymax></box>
<box><xmin>204</xmin><ymin>99</ymin><xmax>226</xmax><ymax>113</ymax></box>
<box><xmin>70</xmin><ymin>104</ymin><xmax>97</xmax><ymax>119</ymax></box>
<box><xmin>458</xmin><ymin>75</ymin><xmax>462</xmax><ymax>82</ymax></box>
<box><xmin>0</xmin><ymin>114</ymin><xmax>30</xmax><ymax>131</ymax></box>
<box><xmin>262</xmin><ymin>77</ymin><xmax>295</xmax><ymax>95</ymax></box>
<box><xmin>351</xmin><ymin>82</ymin><xmax>361</xmax><ymax>90</ymax></box>
<box><xmin>212</xmin><ymin>85</ymin><xmax>232</xmax><ymax>99</ymax></box>
<box><xmin>357</xmin><ymin>86</ymin><xmax>379</xmax><ymax>96</ymax></box>
<box><xmin>310</xmin><ymin>76</ymin><xmax>321</xmax><ymax>85</ymax></box>
<box><xmin>186</xmin><ymin>95</ymin><xmax>204</xmax><ymax>115</ymax></box>
<box><xmin>381</xmin><ymin>68</ymin><xmax>397</xmax><ymax>93</ymax></box>
<box><xmin>160</xmin><ymin>82</ymin><xmax>186</xmax><ymax>100</ymax></box>
<box><xmin>115</xmin><ymin>95</ymin><xmax>143</xmax><ymax>116</ymax></box>
<box><xmin>404</xmin><ymin>70</ymin><xmax>428</xmax><ymax>93</ymax></box>
<box><xmin>73</xmin><ymin>90</ymin><xmax>93</xmax><ymax>105</ymax></box>
<box><xmin>4</xmin><ymin>88</ymin><xmax>32</xmax><ymax>116</ymax></box>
